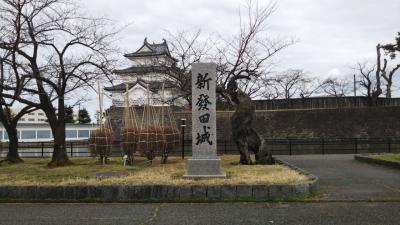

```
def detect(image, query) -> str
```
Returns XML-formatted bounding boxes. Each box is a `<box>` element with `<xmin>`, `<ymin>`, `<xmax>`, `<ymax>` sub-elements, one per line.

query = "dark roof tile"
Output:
<box><xmin>104</xmin><ymin>79</ymin><xmax>176</xmax><ymax>93</ymax></box>
<box><xmin>114</xmin><ymin>65</ymin><xmax>181</xmax><ymax>75</ymax></box>
<box><xmin>124</xmin><ymin>38</ymin><xmax>177</xmax><ymax>61</ymax></box>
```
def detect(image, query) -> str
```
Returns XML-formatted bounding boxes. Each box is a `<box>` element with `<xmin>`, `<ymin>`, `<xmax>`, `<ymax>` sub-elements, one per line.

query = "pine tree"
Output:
<box><xmin>78</xmin><ymin>108</ymin><xmax>91</xmax><ymax>124</ymax></box>
<box><xmin>64</xmin><ymin>105</ymin><xmax>75</xmax><ymax>123</ymax></box>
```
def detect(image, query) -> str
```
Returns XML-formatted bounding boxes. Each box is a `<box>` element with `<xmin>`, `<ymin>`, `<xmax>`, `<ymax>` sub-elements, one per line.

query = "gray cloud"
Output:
<box><xmin>77</xmin><ymin>0</ymin><xmax>400</xmax><ymax>116</ymax></box>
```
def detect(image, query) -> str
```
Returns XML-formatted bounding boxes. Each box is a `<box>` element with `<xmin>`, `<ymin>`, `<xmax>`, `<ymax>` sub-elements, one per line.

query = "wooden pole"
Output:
<box><xmin>147</xmin><ymin>84</ymin><xmax>150</xmax><ymax>145</ymax></box>
<box><xmin>124</xmin><ymin>84</ymin><xmax>130</xmax><ymax>128</ymax></box>
<box><xmin>97</xmin><ymin>81</ymin><xmax>103</xmax><ymax>126</ymax></box>
<box><xmin>161</xmin><ymin>82</ymin><xmax>165</xmax><ymax>128</ymax></box>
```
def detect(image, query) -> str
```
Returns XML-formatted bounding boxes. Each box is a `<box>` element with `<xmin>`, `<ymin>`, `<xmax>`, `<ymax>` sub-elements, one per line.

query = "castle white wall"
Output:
<box><xmin>129</xmin><ymin>55</ymin><xmax>174</xmax><ymax>67</ymax></box>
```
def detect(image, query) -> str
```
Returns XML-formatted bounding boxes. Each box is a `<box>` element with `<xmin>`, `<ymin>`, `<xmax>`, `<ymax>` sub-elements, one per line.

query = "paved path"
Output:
<box><xmin>278</xmin><ymin>154</ymin><xmax>400</xmax><ymax>200</ymax></box>
<box><xmin>0</xmin><ymin>202</ymin><xmax>399</xmax><ymax>225</ymax></box>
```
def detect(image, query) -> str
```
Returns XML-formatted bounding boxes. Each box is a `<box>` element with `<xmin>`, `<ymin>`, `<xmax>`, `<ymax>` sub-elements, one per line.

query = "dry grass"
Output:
<box><xmin>0</xmin><ymin>155</ymin><xmax>309</xmax><ymax>186</ymax></box>
<box><xmin>371</xmin><ymin>153</ymin><xmax>400</xmax><ymax>162</ymax></box>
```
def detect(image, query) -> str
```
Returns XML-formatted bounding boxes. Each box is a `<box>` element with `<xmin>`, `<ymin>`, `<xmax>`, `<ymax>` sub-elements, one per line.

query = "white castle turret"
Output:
<box><xmin>104</xmin><ymin>38</ymin><xmax>186</xmax><ymax>107</ymax></box>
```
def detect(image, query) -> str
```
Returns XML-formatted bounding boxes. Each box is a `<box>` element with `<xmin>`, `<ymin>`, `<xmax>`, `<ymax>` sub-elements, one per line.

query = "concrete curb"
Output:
<box><xmin>275</xmin><ymin>158</ymin><xmax>319</xmax><ymax>194</ymax></box>
<box><xmin>355</xmin><ymin>155</ymin><xmax>400</xmax><ymax>170</ymax></box>
<box><xmin>0</xmin><ymin>160</ymin><xmax>319</xmax><ymax>202</ymax></box>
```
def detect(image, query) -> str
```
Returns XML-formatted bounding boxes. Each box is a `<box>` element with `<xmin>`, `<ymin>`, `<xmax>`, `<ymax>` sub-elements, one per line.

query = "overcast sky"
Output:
<box><xmin>78</xmin><ymin>0</ymin><xmax>400</xmax><ymax>116</ymax></box>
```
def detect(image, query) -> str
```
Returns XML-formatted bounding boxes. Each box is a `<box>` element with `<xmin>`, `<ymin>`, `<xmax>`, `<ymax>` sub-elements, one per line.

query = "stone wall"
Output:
<box><xmin>108</xmin><ymin>106</ymin><xmax>400</xmax><ymax>142</ymax></box>
<box><xmin>252</xmin><ymin>107</ymin><xmax>400</xmax><ymax>139</ymax></box>
<box><xmin>174</xmin><ymin>107</ymin><xmax>400</xmax><ymax>141</ymax></box>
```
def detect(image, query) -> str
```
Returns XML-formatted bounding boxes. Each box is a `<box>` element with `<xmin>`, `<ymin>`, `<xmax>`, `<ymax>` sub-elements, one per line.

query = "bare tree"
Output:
<box><xmin>166</xmin><ymin>1</ymin><xmax>293</xmax><ymax>102</ymax></box>
<box><xmin>214</xmin><ymin>0</ymin><xmax>294</xmax><ymax>95</ymax></box>
<box><xmin>211</xmin><ymin>0</ymin><xmax>294</xmax><ymax>165</ymax></box>
<box><xmin>354</xmin><ymin>62</ymin><xmax>376</xmax><ymax>98</ymax></box>
<box><xmin>238</xmin><ymin>76</ymin><xmax>266</xmax><ymax>98</ymax></box>
<box><xmin>375</xmin><ymin>32</ymin><xmax>400</xmax><ymax>98</ymax></box>
<box><xmin>0</xmin><ymin>0</ymin><xmax>119</xmax><ymax>166</ymax></box>
<box><xmin>0</xmin><ymin>51</ymin><xmax>38</xmax><ymax>163</ymax></box>
<box><xmin>262</xmin><ymin>69</ymin><xmax>314</xmax><ymax>99</ymax></box>
<box><xmin>298</xmin><ymin>78</ymin><xmax>322</xmax><ymax>98</ymax></box>
<box><xmin>166</xmin><ymin>29</ymin><xmax>213</xmax><ymax>104</ymax></box>
<box><xmin>320</xmin><ymin>77</ymin><xmax>352</xmax><ymax>97</ymax></box>
<box><xmin>260</xmin><ymin>78</ymin><xmax>281</xmax><ymax>100</ymax></box>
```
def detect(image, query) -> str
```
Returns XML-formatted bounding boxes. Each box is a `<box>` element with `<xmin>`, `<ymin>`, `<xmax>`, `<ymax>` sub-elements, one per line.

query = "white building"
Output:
<box><xmin>12</xmin><ymin>108</ymin><xmax>48</xmax><ymax>124</ymax></box>
<box><xmin>1</xmin><ymin>109</ymin><xmax>93</xmax><ymax>142</ymax></box>
<box><xmin>0</xmin><ymin>123</ymin><xmax>95</xmax><ymax>142</ymax></box>
<box><xmin>12</xmin><ymin>108</ymin><xmax>80</xmax><ymax>124</ymax></box>
<box><xmin>104</xmin><ymin>38</ymin><xmax>187</xmax><ymax>107</ymax></box>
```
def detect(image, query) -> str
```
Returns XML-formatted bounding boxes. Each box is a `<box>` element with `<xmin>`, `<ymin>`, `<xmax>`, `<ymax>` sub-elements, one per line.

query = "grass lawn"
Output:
<box><xmin>0</xmin><ymin>155</ymin><xmax>308</xmax><ymax>186</ymax></box>
<box><xmin>370</xmin><ymin>153</ymin><xmax>400</xmax><ymax>162</ymax></box>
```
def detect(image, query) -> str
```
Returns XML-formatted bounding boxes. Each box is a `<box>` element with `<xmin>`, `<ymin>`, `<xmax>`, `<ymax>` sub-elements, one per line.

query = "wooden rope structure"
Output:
<box><xmin>121</xmin><ymin>84</ymin><xmax>139</xmax><ymax>165</ymax></box>
<box><xmin>159</xmin><ymin>82</ymin><xmax>180</xmax><ymax>163</ymax></box>
<box><xmin>137</xmin><ymin>84</ymin><xmax>164</xmax><ymax>161</ymax></box>
<box><xmin>88</xmin><ymin>82</ymin><xmax>114</xmax><ymax>165</ymax></box>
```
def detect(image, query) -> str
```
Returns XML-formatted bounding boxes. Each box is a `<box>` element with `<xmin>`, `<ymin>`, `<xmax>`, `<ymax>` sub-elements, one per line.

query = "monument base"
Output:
<box><xmin>183</xmin><ymin>158</ymin><xmax>226</xmax><ymax>178</ymax></box>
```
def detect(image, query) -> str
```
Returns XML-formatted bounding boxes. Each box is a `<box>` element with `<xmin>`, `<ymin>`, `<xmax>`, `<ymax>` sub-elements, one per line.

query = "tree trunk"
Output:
<box><xmin>47</xmin><ymin>96</ymin><xmax>71</xmax><ymax>167</ymax></box>
<box><xmin>375</xmin><ymin>44</ymin><xmax>383</xmax><ymax>97</ymax></box>
<box><xmin>48</xmin><ymin>121</ymin><xmax>71</xmax><ymax>167</ymax></box>
<box><xmin>4</xmin><ymin>126</ymin><xmax>23</xmax><ymax>163</ymax></box>
<box><xmin>386</xmin><ymin>82</ymin><xmax>392</xmax><ymax>98</ymax></box>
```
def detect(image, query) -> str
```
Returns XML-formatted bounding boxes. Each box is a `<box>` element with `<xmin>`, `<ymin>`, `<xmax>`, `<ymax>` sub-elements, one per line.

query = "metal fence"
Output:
<box><xmin>1</xmin><ymin>138</ymin><xmax>399</xmax><ymax>158</ymax></box>
<box><xmin>0</xmin><ymin>141</ymin><xmax>91</xmax><ymax>158</ymax></box>
<box><xmin>176</xmin><ymin>138</ymin><xmax>400</xmax><ymax>157</ymax></box>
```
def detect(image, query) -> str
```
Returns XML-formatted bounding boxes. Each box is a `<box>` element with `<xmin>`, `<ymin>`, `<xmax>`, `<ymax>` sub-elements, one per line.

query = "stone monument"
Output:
<box><xmin>183</xmin><ymin>63</ymin><xmax>226</xmax><ymax>178</ymax></box>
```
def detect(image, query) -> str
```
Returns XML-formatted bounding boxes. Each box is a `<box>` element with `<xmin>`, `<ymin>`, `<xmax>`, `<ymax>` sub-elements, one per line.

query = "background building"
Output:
<box><xmin>0</xmin><ymin>123</ymin><xmax>95</xmax><ymax>142</ymax></box>
<box><xmin>1</xmin><ymin>108</ymin><xmax>94</xmax><ymax>142</ymax></box>
<box><xmin>11</xmin><ymin>109</ymin><xmax>48</xmax><ymax>124</ymax></box>
<box><xmin>11</xmin><ymin>108</ymin><xmax>82</xmax><ymax>124</ymax></box>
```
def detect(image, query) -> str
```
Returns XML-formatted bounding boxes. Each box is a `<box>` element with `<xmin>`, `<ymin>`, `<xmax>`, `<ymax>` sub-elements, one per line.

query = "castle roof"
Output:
<box><xmin>114</xmin><ymin>65</ymin><xmax>181</xmax><ymax>75</ymax></box>
<box><xmin>104</xmin><ymin>79</ymin><xmax>176</xmax><ymax>93</ymax></box>
<box><xmin>124</xmin><ymin>38</ymin><xmax>178</xmax><ymax>62</ymax></box>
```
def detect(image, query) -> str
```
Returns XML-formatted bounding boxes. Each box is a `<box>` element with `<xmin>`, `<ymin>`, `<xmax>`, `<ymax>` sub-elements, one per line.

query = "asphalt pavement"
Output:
<box><xmin>0</xmin><ymin>202</ymin><xmax>400</xmax><ymax>225</ymax></box>
<box><xmin>278</xmin><ymin>154</ymin><xmax>400</xmax><ymax>200</ymax></box>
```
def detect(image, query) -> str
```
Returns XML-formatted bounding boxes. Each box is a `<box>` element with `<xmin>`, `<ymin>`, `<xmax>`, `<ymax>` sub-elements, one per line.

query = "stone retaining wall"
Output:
<box><xmin>108</xmin><ymin>106</ymin><xmax>400</xmax><ymax>143</ymax></box>
<box><xmin>0</xmin><ymin>183</ymin><xmax>311</xmax><ymax>202</ymax></box>
<box><xmin>0</xmin><ymin>161</ymin><xmax>318</xmax><ymax>202</ymax></box>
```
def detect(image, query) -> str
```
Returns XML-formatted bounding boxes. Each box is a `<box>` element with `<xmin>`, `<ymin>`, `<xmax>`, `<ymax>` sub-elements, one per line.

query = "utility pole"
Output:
<box><xmin>353</xmin><ymin>70</ymin><xmax>357</xmax><ymax>97</ymax></box>
<box><xmin>77</xmin><ymin>103</ymin><xmax>81</xmax><ymax>124</ymax></box>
